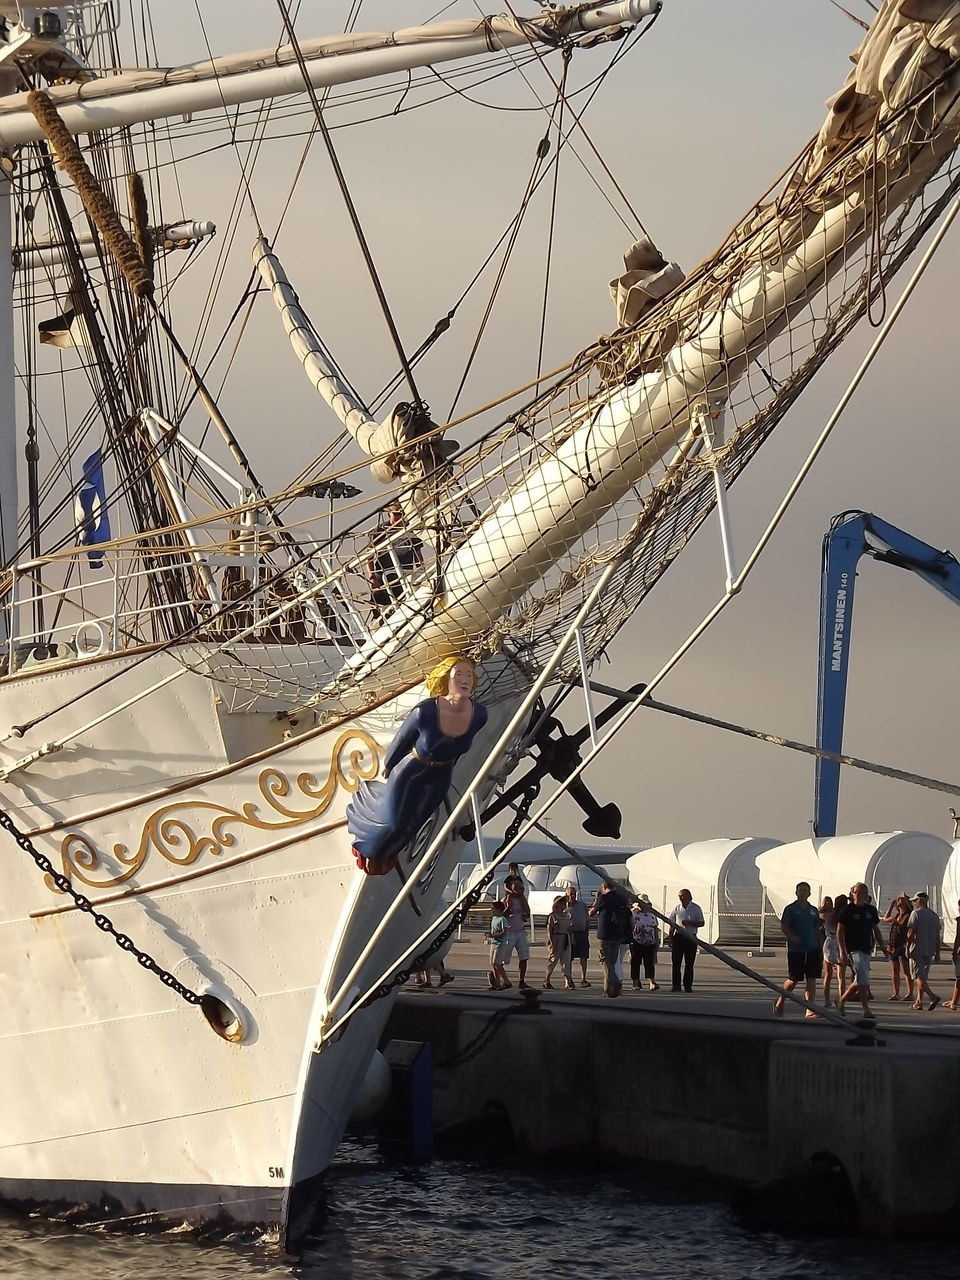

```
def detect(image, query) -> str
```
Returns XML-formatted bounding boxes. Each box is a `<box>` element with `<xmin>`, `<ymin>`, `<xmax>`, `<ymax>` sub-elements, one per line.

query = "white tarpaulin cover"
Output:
<box><xmin>939</xmin><ymin>842</ymin><xmax>960</xmax><ymax>942</ymax></box>
<box><xmin>625</xmin><ymin>838</ymin><xmax>783</xmax><ymax>945</ymax></box>
<box><xmin>755</xmin><ymin>831</ymin><xmax>953</xmax><ymax>917</ymax></box>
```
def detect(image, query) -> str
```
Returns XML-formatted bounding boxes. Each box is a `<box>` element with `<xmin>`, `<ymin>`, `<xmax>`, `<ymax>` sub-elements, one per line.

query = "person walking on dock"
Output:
<box><xmin>543</xmin><ymin>895</ymin><xmax>575</xmax><ymax>990</ymax></box>
<box><xmin>565</xmin><ymin>884</ymin><xmax>592</xmax><ymax>987</ymax></box>
<box><xmin>881</xmin><ymin>893</ymin><xmax>914</xmax><ymax>1003</ymax></box>
<box><xmin>669</xmin><ymin>889</ymin><xmax>704</xmax><ymax>993</ymax></box>
<box><xmin>630</xmin><ymin>895</ymin><xmax>660</xmax><ymax>990</ymax></box>
<box><xmin>501</xmin><ymin>874</ymin><xmax>532</xmax><ymax>990</ymax></box>
<box><xmin>773</xmin><ymin>882</ymin><xmax>821</xmax><ymax>1018</ymax></box>
<box><xmin>906</xmin><ymin>892</ymin><xmax>942</xmax><ymax>1011</ymax></box>
<box><xmin>590</xmin><ymin>881</ymin><xmax>632</xmax><ymax>998</ymax></box>
<box><xmin>485</xmin><ymin>899</ymin><xmax>510</xmax><ymax>990</ymax></box>
<box><xmin>837</xmin><ymin>883</ymin><xmax>886</xmax><ymax>1018</ymax></box>
<box><xmin>819</xmin><ymin>894</ymin><xmax>845</xmax><ymax>1008</ymax></box>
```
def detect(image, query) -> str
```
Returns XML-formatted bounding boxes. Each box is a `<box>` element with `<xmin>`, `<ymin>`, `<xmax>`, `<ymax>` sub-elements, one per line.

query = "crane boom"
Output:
<box><xmin>815</xmin><ymin>510</ymin><xmax>960</xmax><ymax>836</ymax></box>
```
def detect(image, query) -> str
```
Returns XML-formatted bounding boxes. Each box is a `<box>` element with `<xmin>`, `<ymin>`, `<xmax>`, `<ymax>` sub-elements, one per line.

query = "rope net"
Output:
<box><xmin>9</xmin><ymin>3</ymin><xmax>960</xmax><ymax>725</ymax></box>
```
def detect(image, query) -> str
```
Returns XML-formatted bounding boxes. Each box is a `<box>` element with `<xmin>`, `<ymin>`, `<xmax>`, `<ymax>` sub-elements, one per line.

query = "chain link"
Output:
<box><xmin>0</xmin><ymin>807</ymin><xmax>201</xmax><ymax>1006</ymax></box>
<box><xmin>357</xmin><ymin>782</ymin><xmax>541</xmax><ymax>1011</ymax></box>
<box><xmin>2</xmin><ymin>775</ymin><xmax>540</xmax><ymax>1018</ymax></box>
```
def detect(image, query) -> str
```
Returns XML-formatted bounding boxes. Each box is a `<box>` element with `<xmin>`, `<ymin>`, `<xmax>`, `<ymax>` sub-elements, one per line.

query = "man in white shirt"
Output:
<box><xmin>669</xmin><ymin>888</ymin><xmax>705</xmax><ymax>992</ymax></box>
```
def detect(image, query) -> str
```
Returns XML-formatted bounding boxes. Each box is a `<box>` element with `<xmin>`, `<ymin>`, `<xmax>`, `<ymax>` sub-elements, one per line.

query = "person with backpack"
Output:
<box><xmin>589</xmin><ymin>881</ymin><xmax>632</xmax><ymax>998</ymax></box>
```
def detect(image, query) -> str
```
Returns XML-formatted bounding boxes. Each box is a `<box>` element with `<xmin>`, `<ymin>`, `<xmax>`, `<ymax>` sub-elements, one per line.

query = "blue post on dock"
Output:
<box><xmin>379</xmin><ymin>1039</ymin><xmax>433</xmax><ymax>1161</ymax></box>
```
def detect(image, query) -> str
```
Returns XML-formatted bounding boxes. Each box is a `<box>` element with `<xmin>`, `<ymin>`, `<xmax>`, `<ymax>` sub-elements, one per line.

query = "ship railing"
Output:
<box><xmin>5</xmin><ymin>553</ymin><xmax>187</xmax><ymax>669</ymax></box>
<box><xmin>3</xmin><ymin>537</ymin><xmax>366</xmax><ymax>677</ymax></box>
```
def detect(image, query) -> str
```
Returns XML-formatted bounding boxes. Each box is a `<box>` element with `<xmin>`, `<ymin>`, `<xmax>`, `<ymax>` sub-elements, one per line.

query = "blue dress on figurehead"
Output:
<box><xmin>346</xmin><ymin>697</ymin><xmax>488</xmax><ymax>875</ymax></box>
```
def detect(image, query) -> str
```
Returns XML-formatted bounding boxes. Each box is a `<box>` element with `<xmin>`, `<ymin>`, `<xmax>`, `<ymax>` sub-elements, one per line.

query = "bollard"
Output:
<box><xmin>747</xmin><ymin>885</ymin><xmax>774</xmax><ymax>959</ymax></box>
<box><xmin>378</xmin><ymin>1039</ymin><xmax>433</xmax><ymax>1161</ymax></box>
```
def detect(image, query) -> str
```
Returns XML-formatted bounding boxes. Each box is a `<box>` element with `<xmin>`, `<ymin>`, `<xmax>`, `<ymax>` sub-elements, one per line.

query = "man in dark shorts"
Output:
<box><xmin>565</xmin><ymin>884</ymin><xmax>591</xmax><ymax>987</ymax></box>
<box><xmin>774</xmin><ymin>881</ymin><xmax>822</xmax><ymax>1019</ymax></box>
<box><xmin>837</xmin><ymin>882</ymin><xmax>887</xmax><ymax>1018</ymax></box>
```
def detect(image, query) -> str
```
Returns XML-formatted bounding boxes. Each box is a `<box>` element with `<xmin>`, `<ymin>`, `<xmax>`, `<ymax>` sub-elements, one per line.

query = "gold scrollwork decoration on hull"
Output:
<box><xmin>47</xmin><ymin>730</ymin><xmax>382</xmax><ymax>892</ymax></box>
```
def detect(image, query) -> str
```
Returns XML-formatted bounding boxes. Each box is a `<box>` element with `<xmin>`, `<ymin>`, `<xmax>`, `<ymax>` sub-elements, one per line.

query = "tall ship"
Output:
<box><xmin>0</xmin><ymin>0</ymin><xmax>958</xmax><ymax>1245</ymax></box>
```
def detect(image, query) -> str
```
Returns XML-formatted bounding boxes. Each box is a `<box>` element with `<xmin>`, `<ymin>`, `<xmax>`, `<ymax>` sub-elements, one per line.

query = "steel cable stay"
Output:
<box><xmin>584</xmin><ymin>679</ymin><xmax>960</xmax><ymax>803</ymax></box>
<box><xmin>371</xmin><ymin>27</ymin><xmax>654</xmax><ymax>416</ymax></box>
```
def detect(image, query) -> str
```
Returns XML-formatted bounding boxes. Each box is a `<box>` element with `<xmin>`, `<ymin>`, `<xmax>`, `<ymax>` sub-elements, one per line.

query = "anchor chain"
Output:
<box><xmin>357</xmin><ymin>781</ymin><xmax>541</xmax><ymax>1011</ymax></box>
<box><xmin>0</xmin><ymin>807</ymin><xmax>201</xmax><ymax>1006</ymax></box>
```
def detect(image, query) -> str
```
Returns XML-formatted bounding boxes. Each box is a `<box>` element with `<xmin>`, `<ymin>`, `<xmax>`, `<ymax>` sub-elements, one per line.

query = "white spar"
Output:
<box><xmin>0</xmin><ymin>3</ymin><xmax>661</xmax><ymax>147</ymax></box>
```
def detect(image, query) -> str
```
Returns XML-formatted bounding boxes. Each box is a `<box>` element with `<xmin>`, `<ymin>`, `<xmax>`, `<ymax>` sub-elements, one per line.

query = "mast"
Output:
<box><xmin>0</xmin><ymin>70</ymin><xmax>14</xmax><ymax>590</ymax></box>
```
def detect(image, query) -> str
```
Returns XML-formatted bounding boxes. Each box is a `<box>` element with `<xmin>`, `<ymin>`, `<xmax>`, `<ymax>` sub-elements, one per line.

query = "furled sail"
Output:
<box><xmin>252</xmin><ymin>238</ymin><xmax>457</xmax><ymax>504</ymax></box>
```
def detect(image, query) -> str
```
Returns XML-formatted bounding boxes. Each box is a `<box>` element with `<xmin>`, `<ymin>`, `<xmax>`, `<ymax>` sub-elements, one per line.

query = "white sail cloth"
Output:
<box><xmin>252</xmin><ymin>238</ymin><xmax>456</xmax><ymax>502</ymax></box>
<box><xmin>318</xmin><ymin>0</ymin><xmax>960</xmax><ymax>709</ymax></box>
<box><xmin>808</xmin><ymin>0</ymin><xmax>960</xmax><ymax>179</ymax></box>
<box><xmin>609</xmin><ymin>238</ymin><xmax>684</xmax><ymax>328</ymax></box>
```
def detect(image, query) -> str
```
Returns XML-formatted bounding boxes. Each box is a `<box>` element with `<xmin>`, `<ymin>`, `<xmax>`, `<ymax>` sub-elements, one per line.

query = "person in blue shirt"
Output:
<box><xmin>774</xmin><ymin>881</ymin><xmax>823</xmax><ymax>1018</ymax></box>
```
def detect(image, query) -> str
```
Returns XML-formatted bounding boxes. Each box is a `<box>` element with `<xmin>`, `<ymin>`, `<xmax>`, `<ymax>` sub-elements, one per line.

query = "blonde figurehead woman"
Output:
<box><xmin>346</xmin><ymin>655</ymin><xmax>487</xmax><ymax>874</ymax></box>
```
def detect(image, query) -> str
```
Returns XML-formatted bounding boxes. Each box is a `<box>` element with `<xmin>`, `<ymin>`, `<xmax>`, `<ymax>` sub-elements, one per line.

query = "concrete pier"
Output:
<box><xmin>382</xmin><ymin>935</ymin><xmax>960</xmax><ymax>1235</ymax></box>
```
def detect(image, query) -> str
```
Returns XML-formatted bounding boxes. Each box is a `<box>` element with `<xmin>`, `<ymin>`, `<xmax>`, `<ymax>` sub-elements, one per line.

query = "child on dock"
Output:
<box><xmin>486</xmin><ymin>899</ymin><xmax>510</xmax><ymax>990</ymax></box>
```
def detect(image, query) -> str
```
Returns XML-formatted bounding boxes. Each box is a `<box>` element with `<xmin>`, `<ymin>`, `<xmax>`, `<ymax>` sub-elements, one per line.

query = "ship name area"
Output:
<box><xmin>830</xmin><ymin>573</ymin><xmax>848</xmax><ymax>673</ymax></box>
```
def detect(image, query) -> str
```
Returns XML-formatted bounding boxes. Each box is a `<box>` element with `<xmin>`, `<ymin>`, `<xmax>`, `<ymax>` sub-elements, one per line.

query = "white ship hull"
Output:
<box><xmin>0</xmin><ymin>647</ymin><xmax>523</xmax><ymax>1239</ymax></box>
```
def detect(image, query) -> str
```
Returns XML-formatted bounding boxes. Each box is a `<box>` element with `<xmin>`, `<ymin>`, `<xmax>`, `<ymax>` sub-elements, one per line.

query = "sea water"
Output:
<box><xmin>0</xmin><ymin>1145</ymin><xmax>955</xmax><ymax>1279</ymax></box>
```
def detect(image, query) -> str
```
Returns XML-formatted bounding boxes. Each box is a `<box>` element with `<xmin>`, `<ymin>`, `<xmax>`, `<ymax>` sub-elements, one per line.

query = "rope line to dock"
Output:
<box><xmin>585</xmin><ymin>679</ymin><xmax>960</xmax><ymax>802</ymax></box>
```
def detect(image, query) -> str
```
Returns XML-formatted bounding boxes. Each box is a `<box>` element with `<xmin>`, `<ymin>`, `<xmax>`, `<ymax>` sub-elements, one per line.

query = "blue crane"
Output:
<box><xmin>815</xmin><ymin>510</ymin><xmax>960</xmax><ymax>837</ymax></box>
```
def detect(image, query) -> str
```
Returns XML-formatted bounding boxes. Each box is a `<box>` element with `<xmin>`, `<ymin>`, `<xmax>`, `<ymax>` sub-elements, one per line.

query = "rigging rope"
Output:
<box><xmin>446</xmin><ymin>109</ymin><xmax>558</xmax><ymax>419</ymax></box>
<box><xmin>501</xmin><ymin>0</ymin><xmax>658</xmax><ymax>241</ymax></box>
<box><xmin>273</xmin><ymin>0</ymin><xmax>426</xmax><ymax>414</ymax></box>
<box><xmin>536</xmin><ymin>49</ymin><xmax>570</xmax><ymax>384</ymax></box>
<box><xmin>585</xmin><ymin>681</ymin><xmax>960</xmax><ymax>804</ymax></box>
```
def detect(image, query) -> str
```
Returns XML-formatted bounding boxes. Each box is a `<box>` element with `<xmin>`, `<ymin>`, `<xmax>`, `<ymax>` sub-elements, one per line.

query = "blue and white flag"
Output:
<box><xmin>75</xmin><ymin>449</ymin><xmax>111</xmax><ymax>569</ymax></box>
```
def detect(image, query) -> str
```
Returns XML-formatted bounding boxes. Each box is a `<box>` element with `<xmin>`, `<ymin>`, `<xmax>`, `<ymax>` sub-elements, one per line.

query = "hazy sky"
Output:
<box><xmin>54</xmin><ymin>2</ymin><xmax>960</xmax><ymax>848</ymax></box>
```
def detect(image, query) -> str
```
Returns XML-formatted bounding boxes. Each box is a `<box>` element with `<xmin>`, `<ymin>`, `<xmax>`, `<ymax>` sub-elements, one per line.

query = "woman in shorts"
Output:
<box><xmin>820</xmin><ymin>894</ymin><xmax>843</xmax><ymax>1008</ymax></box>
<box><xmin>882</xmin><ymin>893</ymin><xmax>914</xmax><ymax>1002</ymax></box>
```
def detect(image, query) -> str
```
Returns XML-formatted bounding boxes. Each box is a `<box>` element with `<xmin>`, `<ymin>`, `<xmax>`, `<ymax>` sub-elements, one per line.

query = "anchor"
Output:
<box><xmin>463</xmin><ymin>684</ymin><xmax>646</xmax><ymax>841</ymax></box>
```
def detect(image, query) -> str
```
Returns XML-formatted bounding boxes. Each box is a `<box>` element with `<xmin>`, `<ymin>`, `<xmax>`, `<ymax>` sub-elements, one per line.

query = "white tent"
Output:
<box><xmin>445</xmin><ymin>838</ymin><xmax>642</xmax><ymax>902</ymax></box>
<box><xmin>754</xmin><ymin>832</ymin><xmax>953</xmax><ymax>918</ymax></box>
<box><xmin>940</xmin><ymin>842</ymin><xmax>960</xmax><ymax>944</ymax></box>
<box><xmin>458</xmin><ymin>836</ymin><xmax>640</xmax><ymax>869</ymax></box>
<box><xmin>625</xmin><ymin>838</ymin><xmax>783</xmax><ymax>945</ymax></box>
